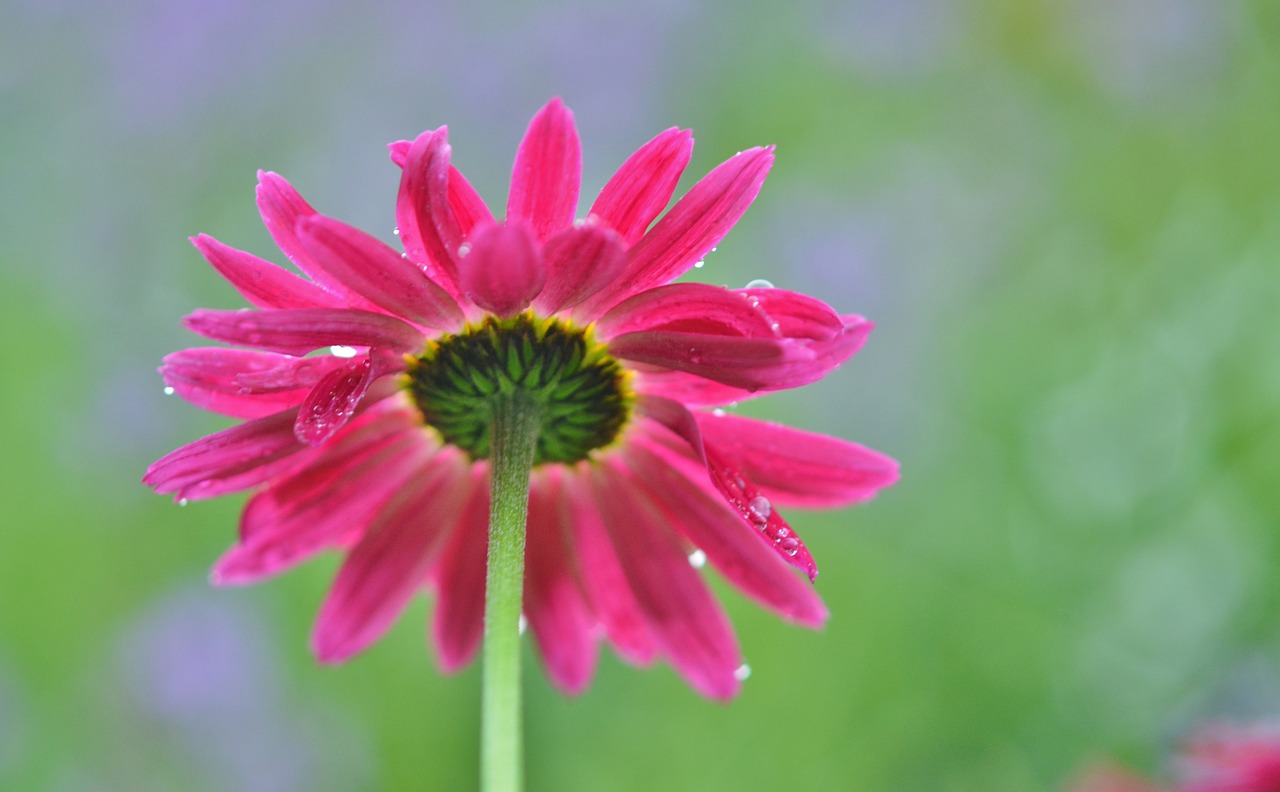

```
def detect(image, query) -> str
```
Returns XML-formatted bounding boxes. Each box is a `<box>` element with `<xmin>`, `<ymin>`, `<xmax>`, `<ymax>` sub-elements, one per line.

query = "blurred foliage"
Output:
<box><xmin>1</xmin><ymin>0</ymin><xmax>1278</xmax><ymax>789</ymax></box>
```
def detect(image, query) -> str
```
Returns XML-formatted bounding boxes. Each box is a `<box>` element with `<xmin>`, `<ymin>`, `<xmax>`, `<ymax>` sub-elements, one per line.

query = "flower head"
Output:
<box><xmin>145</xmin><ymin>98</ymin><xmax>898</xmax><ymax>699</ymax></box>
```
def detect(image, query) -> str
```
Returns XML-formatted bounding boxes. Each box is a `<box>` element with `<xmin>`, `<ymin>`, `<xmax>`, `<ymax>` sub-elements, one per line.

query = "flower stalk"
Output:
<box><xmin>481</xmin><ymin>392</ymin><xmax>541</xmax><ymax>792</ymax></box>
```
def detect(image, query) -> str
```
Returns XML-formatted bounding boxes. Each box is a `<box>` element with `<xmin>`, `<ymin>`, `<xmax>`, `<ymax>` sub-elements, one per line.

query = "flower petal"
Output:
<box><xmin>213</xmin><ymin>423</ymin><xmax>430</xmax><ymax>584</ymax></box>
<box><xmin>589</xmin><ymin>462</ymin><xmax>742</xmax><ymax>700</ymax></box>
<box><xmin>608</xmin><ymin>330</ymin><xmax>816</xmax><ymax>392</ymax></box>
<box><xmin>507</xmin><ymin>98</ymin><xmax>581</xmax><ymax>242</ymax></box>
<box><xmin>637</xmin><ymin>395</ymin><xmax>819</xmax><ymax>581</ymax></box>
<box><xmin>581</xmin><ymin>146</ymin><xmax>774</xmax><ymax>314</ymax></box>
<box><xmin>588</xmin><ymin>127</ymin><xmax>693</xmax><ymax>245</ymax></box>
<box><xmin>594</xmin><ymin>283</ymin><xmax>776</xmax><ymax>340</ymax></box>
<box><xmin>430</xmin><ymin>469</ymin><xmax>489</xmax><ymax>672</ymax></box>
<box><xmin>191</xmin><ymin>234</ymin><xmax>341</xmax><ymax>310</ymax></box>
<box><xmin>560</xmin><ymin>471</ymin><xmax>657</xmax><ymax>665</ymax></box>
<box><xmin>293</xmin><ymin>356</ymin><xmax>376</xmax><ymax>446</ymax></box>
<box><xmin>389</xmin><ymin>140</ymin><xmax>493</xmax><ymax>237</ymax></box>
<box><xmin>624</xmin><ymin>439</ymin><xmax>828</xmax><ymax>626</ymax></box>
<box><xmin>458</xmin><ymin>221</ymin><xmax>546</xmax><ymax>317</ymax></box>
<box><xmin>160</xmin><ymin>347</ymin><xmax>332</xmax><ymax>418</ymax></box>
<box><xmin>297</xmin><ymin>215</ymin><xmax>464</xmax><ymax>330</ymax></box>
<box><xmin>524</xmin><ymin>469</ymin><xmax>598</xmax><ymax>694</ymax></box>
<box><xmin>694</xmin><ymin>411</ymin><xmax>899</xmax><ymax>508</ymax></box>
<box><xmin>311</xmin><ymin>450</ymin><xmax>471</xmax><ymax>663</ymax></box>
<box><xmin>396</xmin><ymin>128</ymin><xmax>465</xmax><ymax>296</ymax></box>
<box><xmin>143</xmin><ymin>408</ymin><xmax>305</xmax><ymax>500</ymax></box>
<box><xmin>255</xmin><ymin>172</ymin><xmax>362</xmax><ymax>296</ymax></box>
<box><xmin>445</xmin><ymin>165</ymin><xmax>493</xmax><ymax>237</ymax></box>
<box><xmin>183</xmin><ymin>308</ymin><xmax>425</xmax><ymax>355</ymax></box>
<box><xmin>630</xmin><ymin>366</ymin><xmax>759</xmax><ymax>407</ymax></box>
<box><xmin>738</xmin><ymin>287</ymin><xmax>845</xmax><ymax>340</ymax></box>
<box><xmin>533</xmin><ymin>223</ymin><xmax>627</xmax><ymax>315</ymax></box>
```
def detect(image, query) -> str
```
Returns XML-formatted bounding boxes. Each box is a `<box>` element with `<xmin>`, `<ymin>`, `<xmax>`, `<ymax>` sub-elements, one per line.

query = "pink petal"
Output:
<box><xmin>396</xmin><ymin>128</ymin><xmax>464</xmax><ymax>296</ymax></box>
<box><xmin>560</xmin><ymin>471</ymin><xmax>657</xmax><ymax>665</ymax></box>
<box><xmin>430</xmin><ymin>469</ymin><xmax>489</xmax><ymax>672</ymax></box>
<box><xmin>737</xmin><ymin>287</ymin><xmax>845</xmax><ymax>340</ymax></box>
<box><xmin>589</xmin><ymin>462</ymin><xmax>742</xmax><ymax>700</ymax></box>
<box><xmin>311</xmin><ymin>451</ymin><xmax>471</xmax><ymax>663</ymax></box>
<box><xmin>524</xmin><ymin>470</ymin><xmax>598</xmax><ymax>694</ymax></box>
<box><xmin>445</xmin><ymin>165</ymin><xmax>493</xmax><ymax>236</ymax></box>
<box><xmin>227</xmin><ymin>351</ymin><xmax>365</xmax><ymax>393</ymax></box>
<box><xmin>507</xmin><ymin>98</ymin><xmax>581</xmax><ymax>242</ymax></box>
<box><xmin>143</xmin><ymin>408</ymin><xmax>305</xmax><ymax>500</ymax></box>
<box><xmin>608</xmin><ymin>330</ymin><xmax>817</xmax><ymax>392</ymax></box>
<box><xmin>388</xmin><ymin>140</ymin><xmax>410</xmax><ymax>167</ymax></box>
<box><xmin>630</xmin><ymin>366</ymin><xmax>759</xmax><ymax>407</ymax></box>
<box><xmin>624</xmin><ymin>439</ymin><xmax>828</xmax><ymax>626</ymax></box>
<box><xmin>255</xmin><ymin>172</ymin><xmax>358</xmax><ymax>296</ymax></box>
<box><xmin>293</xmin><ymin>356</ymin><xmax>376</xmax><ymax>446</ymax></box>
<box><xmin>533</xmin><ymin>223</ymin><xmax>627</xmax><ymax>315</ymax></box>
<box><xmin>594</xmin><ymin>283</ymin><xmax>776</xmax><ymax>340</ymax></box>
<box><xmin>390</xmin><ymin>141</ymin><xmax>493</xmax><ymax>237</ymax></box>
<box><xmin>581</xmin><ymin>146</ymin><xmax>774</xmax><ymax>315</ymax></box>
<box><xmin>214</xmin><ymin>426</ymin><xmax>431</xmax><ymax>584</ymax></box>
<box><xmin>458</xmin><ymin>221</ymin><xmax>546</xmax><ymax>317</ymax></box>
<box><xmin>588</xmin><ymin>127</ymin><xmax>693</xmax><ymax>245</ymax></box>
<box><xmin>183</xmin><ymin>307</ymin><xmax>425</xmax><ymax>355</ymax></box>
<box><xmin>637</xmin><ymin>395</ymin><xmax>819</xmax><ymax>581</ymax></box>
<box><xmin>694</xmin><ymin>411</ymin><xmax>898</xmax><ymax>507</ymax></box>
<box><xmin>190</xmin><ymin>234</ymin><xmax>341</xmax><ymax>311</ymax></box>
<box><xmin>160</xmin><ymin>347</ymin><xmax>329</xmax><ymax>418</ymax></box>
<box><xmin>297</xmin><ymin>215</ymin><xmax>464</xmax><ymax>330</ymax></box>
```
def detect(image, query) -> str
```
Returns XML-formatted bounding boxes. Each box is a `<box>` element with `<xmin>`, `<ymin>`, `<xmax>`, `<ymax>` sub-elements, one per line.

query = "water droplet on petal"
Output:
<box><xmin>177</xmin><ymin>498</ymin><xmax>189</xmax><ymax>507</ymax></box>
<box><xmin>329</xmin><ymin>345</ymin><xmax>358</xmax><ymax>358</ymax></box>
<box><xmin>518</xmin><ymin>615</ymin><xmax>527</xmax><ymax>635</ymax></box>
<box><xmin>458</xmin><ymin>242</ymin><xmax>472</xmax><ymax>258</ymax></box>
<box><xmin>780</xmin><ymin>537</ymin><xmax>800</xmax><ymax>553</ymax></box>
<box><xmin>744</xmin><ymin>278</ymin><xmax>774</xmax><ymax>289</ymax></box>
<box><xmin>163</xmin><ymin>386</ymin><xmax>175</xmax><ymax>396</ymax></box>
<box><xmin>693</xmin><ymin>260</ymin><xmax>705</xmax><ymax>269</ymax></box>
<box><xmin>688</xmin><ymin>549</ymin><xmax>707</xmax><ymax>569</ymax></box>
<box><xmin>747</xmin><ymin>495</ymin><xmax>771</xmax><ymax>525</ymax></box>
<box><xmin>711</xmin><ymin>408</ymin><xmax>726</xmax><ymax>417</ymax></box>
<box><xmin>734</xmin><ymin>664</ymin><xmax>751</xmax><ymax>681</ymax></box>
<box><xmin>393</xmin><ymin>226</ymin><xmax>401</xmax><ymax>235</ymax></box>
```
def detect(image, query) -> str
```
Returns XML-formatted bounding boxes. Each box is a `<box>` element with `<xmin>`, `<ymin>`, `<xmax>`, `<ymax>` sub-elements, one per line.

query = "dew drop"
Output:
<box><xmin>458</xmin><ymin>242</ymin><xmax>472</xmax><ymax>257</ymax></box>
<box><xmin>518</xmin><ymin>615</ymin><xmax>527</xmax><ymax>635</ymax></box>
<box><xmin>392</xmin><ymin>226</ymin><xmax>401</xmax><ymax>235</ymax></box>
<box><xmin>734</xmin><ymin>664</ymin><xmax>752</xmax><ymax>681</ymax></box>
<box><xmin>744</xmin><ymin>278</ymin><xmax>774</xmax><ymax>289</ymax></box>
<box><xmin>688</xmin><ymin>549</ymin><xmax>707</xmax><ymax>569</ymax></box>
<box><xmin>693</xmin><ymin>260</ymin><xmax>705</xmax><ymax>269</ymax></box>
<box><xmin>711</xmin><ymin>408</ymin><xmax>726</xmax><ymax>417</ymax></box>
<box><xmin>747</xmin><ymin>495</ymin><xmax>771</xmax><ymax>525</ymax></box>
<box><xmin>163</xmin><ymin>386</ymin><xmax>175</xmax><ymax>396</ymax></box>
<box><xmin>177</xmin><ymin>498</ymin><xmax>189</xmax><ymax>507</ymax></box>
<box><xmin>329</xmin><ymin>345</ymin><xmax>358</xmax><ymax>358</ymax></box>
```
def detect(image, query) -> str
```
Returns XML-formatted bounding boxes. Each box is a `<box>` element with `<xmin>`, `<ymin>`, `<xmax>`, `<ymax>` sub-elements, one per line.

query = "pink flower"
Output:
<box><xmin>145</xmin><ymin>98</ymin><xmax>898</xmax><ymax>699</ymax></box>
<box><xmin>1177</xmin><ymin>723</ymin><xmax>1280</xmax><ymax>792</ymax></box>
<box><xmin>1068</xmin><ymin>722</ymin><xmax>1280</xmax><ymax>792</ymax></box>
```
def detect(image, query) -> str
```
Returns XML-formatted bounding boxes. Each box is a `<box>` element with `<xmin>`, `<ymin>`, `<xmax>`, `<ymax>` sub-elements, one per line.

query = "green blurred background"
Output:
<box><xmin>3</xmin><ymin>0</ymin><xmax>1279</xmax><ymax>789</ymax></box>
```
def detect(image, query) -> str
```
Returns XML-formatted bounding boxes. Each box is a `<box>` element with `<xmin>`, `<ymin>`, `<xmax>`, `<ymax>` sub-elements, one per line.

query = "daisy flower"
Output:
<box><xmin>145</xmin><ymin>98</ymin><xmax>898</xmax><ymax>704</ymax></box>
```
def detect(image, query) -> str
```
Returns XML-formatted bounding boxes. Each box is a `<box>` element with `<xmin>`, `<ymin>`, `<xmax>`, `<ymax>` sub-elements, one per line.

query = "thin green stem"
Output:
<box><xmin>481</xmin><ymin>393</ymin><xmax>541</xmax><ymax>792</ymax></box>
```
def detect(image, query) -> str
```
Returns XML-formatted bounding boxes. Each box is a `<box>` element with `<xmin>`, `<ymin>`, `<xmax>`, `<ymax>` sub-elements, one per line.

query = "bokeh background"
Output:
<box><xmin>3</xmin><ymin>0</ymin><xmax>1279</xmax><ymax>789</ymax></box>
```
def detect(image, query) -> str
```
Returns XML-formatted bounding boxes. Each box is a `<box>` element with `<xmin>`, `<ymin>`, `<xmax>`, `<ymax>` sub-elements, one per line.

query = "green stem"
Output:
<box><xmin>481</xmin><ymin>393</ymin><xmax>540</xmax><ymax>792</ymax></box>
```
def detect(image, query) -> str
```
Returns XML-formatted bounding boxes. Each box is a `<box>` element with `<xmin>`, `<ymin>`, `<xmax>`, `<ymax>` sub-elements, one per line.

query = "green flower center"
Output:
<box><xmin>404</xmin><ymin>313</ymin><xmax>633</xmax><ymax>466</ymax></box>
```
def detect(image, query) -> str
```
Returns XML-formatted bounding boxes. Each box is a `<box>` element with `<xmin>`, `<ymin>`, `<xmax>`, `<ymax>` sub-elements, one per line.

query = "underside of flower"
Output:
<box><xmin>404</xmin><ymin>313</ymin><xmax>633</xmax><ymax>465</ymax></box>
